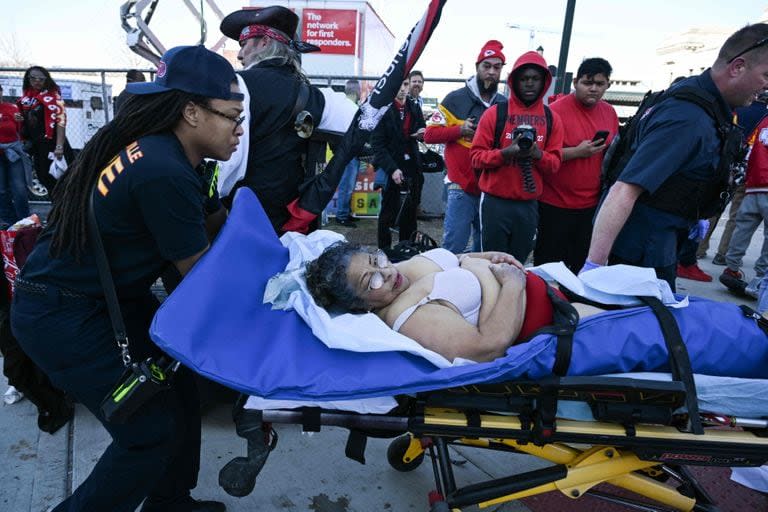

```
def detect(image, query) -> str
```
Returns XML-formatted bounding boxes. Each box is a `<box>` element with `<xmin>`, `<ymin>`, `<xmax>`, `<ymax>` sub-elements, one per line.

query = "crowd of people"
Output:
<box><xmin>1</xmin><ymin>3</ymin><xmax>768</xmax><ymax>511</ymax></box>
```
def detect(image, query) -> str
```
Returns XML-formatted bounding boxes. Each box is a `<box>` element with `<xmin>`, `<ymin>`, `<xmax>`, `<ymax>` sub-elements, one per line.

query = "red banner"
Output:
<box><xmin>302</xmin><ymin>9</ymin><xmax>357</xmax><ymax>55</ymax></box>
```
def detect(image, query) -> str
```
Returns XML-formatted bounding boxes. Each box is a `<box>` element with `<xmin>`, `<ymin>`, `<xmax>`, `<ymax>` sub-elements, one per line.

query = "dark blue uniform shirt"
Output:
<box><xmin>21</xmin><ymin>133</ymin><xmax>208</xmax><ymax>299</ymax></box>
<box><xmin>611</xmin><ymin>70</ymin><xmax>730</xmax><ymax>267</ymax></box>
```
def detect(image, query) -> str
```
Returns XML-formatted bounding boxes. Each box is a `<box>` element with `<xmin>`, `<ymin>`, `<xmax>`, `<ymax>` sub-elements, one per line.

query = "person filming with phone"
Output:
<box><xmin>535</xmin><ymin>57</ymin><xmax>618</xmax><ymax>272</ymax></box>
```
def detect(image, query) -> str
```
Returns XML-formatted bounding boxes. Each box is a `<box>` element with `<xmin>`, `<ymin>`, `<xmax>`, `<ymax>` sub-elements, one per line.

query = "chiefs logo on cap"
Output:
<box><xmin>484</xmin><ymin>49</ymin><xmax>495</xmax><ymax>56</ymax></box>
<box><xmin>157</xmin><ymin>61</ymin><xmax>167</xmax><ymax>78</ymax></box>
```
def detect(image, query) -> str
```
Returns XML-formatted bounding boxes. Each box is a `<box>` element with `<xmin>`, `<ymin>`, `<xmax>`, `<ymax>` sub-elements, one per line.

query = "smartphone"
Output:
<box><xmin>592</xmin><ymin>130</ymin><xmax>610</xmax><ymax>143</ymax></box>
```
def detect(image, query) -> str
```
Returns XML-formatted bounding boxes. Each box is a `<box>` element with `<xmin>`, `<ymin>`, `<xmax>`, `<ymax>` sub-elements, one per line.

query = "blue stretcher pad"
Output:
<box><xmin>150</xmin><ymin>189</ymin><xmax>768</xmax><ymax>400</ymax></box>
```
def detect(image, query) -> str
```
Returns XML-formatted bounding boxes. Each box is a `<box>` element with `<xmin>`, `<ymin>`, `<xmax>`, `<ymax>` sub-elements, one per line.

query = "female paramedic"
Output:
<box><xmin>10</xmin><ymin>46</ymin><xmax>243</xmax><ymax>512</ymax></box>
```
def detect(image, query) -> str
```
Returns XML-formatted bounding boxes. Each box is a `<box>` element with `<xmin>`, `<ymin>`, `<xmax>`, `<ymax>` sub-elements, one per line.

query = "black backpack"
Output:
<box><xmin>601</xmin><ymin>85</ymin><xmax>744</xmax><ymax>220</ymax></box>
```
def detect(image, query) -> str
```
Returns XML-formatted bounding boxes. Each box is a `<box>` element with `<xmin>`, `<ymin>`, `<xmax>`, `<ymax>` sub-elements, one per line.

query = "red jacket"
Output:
<box><xmin>470</xmin><ymin>51</ymin><xmax>563</xmax><ymax>200</ymax></box>
<box><xmin>0</xmin><ymin>102</ymin><xmax>21</xmax><ymax>144</ymax></box>
<box><xmin>424</xmin><ymin>78</ymin><xmax>504</xmax><ymax>195</ymax></box>
<box><xmin>746</xmin><ymin>115</ymin><xmax>768</xmax><ymax>192</ymax></box>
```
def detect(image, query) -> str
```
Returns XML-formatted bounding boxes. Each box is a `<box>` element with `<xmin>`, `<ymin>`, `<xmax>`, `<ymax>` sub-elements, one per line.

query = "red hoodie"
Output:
<box><xmin>470</xmin><ymin>51</ymin><xmax>563</xmax><ymax>200</ymax></box>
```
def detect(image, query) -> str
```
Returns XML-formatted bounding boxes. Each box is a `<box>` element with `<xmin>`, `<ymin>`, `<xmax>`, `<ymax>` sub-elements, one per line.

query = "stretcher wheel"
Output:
<box><xmin>387</xmin><ymin>435</ymin><xmax>425</xmax><ymax>472</ymax></box>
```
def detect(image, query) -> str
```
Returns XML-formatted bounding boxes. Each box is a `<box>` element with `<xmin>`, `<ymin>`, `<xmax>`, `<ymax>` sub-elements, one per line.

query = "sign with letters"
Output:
<box><xmin>302</xmin><ymin>9</ymin><xmax>357</xmax><ymax>56</ymax></box>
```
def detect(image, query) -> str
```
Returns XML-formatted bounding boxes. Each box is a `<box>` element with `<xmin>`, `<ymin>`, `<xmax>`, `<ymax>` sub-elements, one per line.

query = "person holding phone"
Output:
<box><xmin>535</xmin><ymin>57</ymin><xmax>618</xmax><ymax>272</ymax></box>
<box><xmin>425</xmin><ymin>40</ymin><xmax>507</xmax><ymax>254</ymax></box>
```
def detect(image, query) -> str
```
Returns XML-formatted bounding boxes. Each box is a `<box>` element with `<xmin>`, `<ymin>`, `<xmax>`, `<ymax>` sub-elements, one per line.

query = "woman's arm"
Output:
<box><xmin>397</xmin><ymin>263</ymin><xmax>526</xmax><ymax>362</ymax></box>
<box><xmin>462</xmin><ymin>251</ymin><xmax>525</xmax><ymax>270</ymax></box>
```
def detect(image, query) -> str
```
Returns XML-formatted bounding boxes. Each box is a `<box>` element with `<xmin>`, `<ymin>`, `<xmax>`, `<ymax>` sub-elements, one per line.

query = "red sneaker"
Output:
<box><xmin>677</xmin><ymin>263</ymin><xmax>713</xmax><ymax>282</ymax></box>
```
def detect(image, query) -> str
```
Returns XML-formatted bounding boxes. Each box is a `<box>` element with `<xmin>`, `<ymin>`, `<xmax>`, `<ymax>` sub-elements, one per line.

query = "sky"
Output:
<box><xmin>1</xmin><ymin>0</ymin><xmax>766</xmax><ymax>92</ymax></box>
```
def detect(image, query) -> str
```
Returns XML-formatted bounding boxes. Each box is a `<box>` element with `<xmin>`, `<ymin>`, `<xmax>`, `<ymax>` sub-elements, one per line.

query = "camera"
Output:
<box><xmin>512</xmin><ymin>124</ymin><xmax>537</xmax><ymax>152</ymax></box>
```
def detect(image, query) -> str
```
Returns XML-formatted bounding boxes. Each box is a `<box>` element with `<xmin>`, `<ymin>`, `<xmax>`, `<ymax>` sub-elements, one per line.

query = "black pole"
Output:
<box><xmin>555</xmin><ymin>0</ymin><xmax>577</xmax><ymax>94</ymax></box>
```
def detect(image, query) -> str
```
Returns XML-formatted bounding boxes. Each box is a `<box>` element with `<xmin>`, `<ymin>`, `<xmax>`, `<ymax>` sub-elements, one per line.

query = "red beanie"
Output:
<box><xmin>476</xmin><ymin>40</ymin><xmax>505</xmax><ymax>65</ymax></box>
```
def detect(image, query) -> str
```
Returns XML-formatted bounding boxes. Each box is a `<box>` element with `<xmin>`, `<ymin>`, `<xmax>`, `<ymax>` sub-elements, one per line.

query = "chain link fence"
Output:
<box><xmin>1</xmin><ymin>67</ymin><xmax>643</xmax><ymax>212</ymax></box>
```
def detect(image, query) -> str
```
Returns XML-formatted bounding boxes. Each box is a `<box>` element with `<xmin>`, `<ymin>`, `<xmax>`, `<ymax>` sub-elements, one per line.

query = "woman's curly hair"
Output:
<box><xmin>304</xmin><ymin>241</ymin><xmax>371</xmax><ymax>313</ymax></box>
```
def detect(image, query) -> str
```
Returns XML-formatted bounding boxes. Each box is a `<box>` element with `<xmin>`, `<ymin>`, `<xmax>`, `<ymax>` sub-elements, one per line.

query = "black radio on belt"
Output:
<box><xmin>100</xmin><ymin>356</ymin><xmax>180</xmax><ymax>424</ymax></box>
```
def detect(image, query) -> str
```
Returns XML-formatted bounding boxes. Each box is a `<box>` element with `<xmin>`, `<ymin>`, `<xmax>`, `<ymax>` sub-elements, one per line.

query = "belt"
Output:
<box><xmin>14</xmin><ymin>278</ymin><xmax>90</xmax><ymax>299</ymax></box>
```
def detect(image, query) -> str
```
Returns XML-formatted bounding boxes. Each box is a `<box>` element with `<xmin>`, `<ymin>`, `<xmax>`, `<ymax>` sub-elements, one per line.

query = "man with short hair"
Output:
<box><xmin>584</xmin><ymin>24</ymin><xmax>768</xmax><ymax>291</ymax></box>
<box><xmin>535</xmin><ymin>57</ymin><xmax>618</xmax><ymax>272</ymax></box>
<box><xmin>424</xmin><ymin>40</ymin><xmax>505</xmax><ymax>253</ymax></box>
<box><xmin>408</xmin><ymin>70</ymin><xmax>425</xmax><ymax>108</ymax></box>
<box><xmin>334</xmin><ymin>79</ymin><xmax>362</xmax><ymax>227</ymax></box>
<box><xmin>470</xmin><ymin>50</ymin><xmax>564</xmax><ymax>262</ymax></box>
<box><xmin>371</xmin><ymin>78</ymin><xmax>426</xmax><ymax>249</ymax></box>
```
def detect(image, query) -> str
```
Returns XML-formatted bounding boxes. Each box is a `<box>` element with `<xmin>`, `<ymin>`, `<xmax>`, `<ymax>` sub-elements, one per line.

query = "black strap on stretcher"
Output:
<box><xmin>638</xmin><ymin>296</ymin><xmax>703</xmax><ymax>435</ymax></box>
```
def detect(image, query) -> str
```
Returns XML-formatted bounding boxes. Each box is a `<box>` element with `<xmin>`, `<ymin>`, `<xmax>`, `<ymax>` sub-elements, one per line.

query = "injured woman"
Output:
<box><xmin>304</xmin><ymin>243</ymin><xmax>605</xmax><ymax>362</ymax></box>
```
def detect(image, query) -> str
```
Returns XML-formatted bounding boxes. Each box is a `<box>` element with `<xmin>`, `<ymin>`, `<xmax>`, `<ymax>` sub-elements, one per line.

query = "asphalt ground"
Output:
<box><xmin>1</xmin><ymin>203</ymin><xmax>766</xmax><ymax>512</ymax></box>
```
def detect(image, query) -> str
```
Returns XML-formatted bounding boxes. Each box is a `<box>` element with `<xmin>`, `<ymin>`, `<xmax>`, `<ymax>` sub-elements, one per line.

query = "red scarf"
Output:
<box><xmin>17</xmin><ymin>87</ymin><xmax>65</xmax><ymax>140</ymax></box>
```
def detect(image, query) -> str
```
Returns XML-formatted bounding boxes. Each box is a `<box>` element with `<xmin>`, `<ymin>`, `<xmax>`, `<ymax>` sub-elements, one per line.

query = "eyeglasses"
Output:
<box><xmin>366</xmin><ymin>250</ymin><xmax>389</xmax><ymax>291</ymax></box>
<box><xmin>196</xmin><ymin>103</ymin><xmax>245</xmax><ymax>132</ymax></box>
<box><xmin>728</xmin><ymin>36</ymin><xmax>768</xmax><ymax>63</ymax></box>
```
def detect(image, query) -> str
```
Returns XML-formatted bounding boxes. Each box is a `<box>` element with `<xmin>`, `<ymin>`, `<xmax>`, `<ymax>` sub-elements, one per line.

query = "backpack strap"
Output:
<box><xmin>669</xmin><ymin>86</ymin><xmax>730</xmax><ymax>129</ymax></box>
<box><xmin>544</xmin><ymin>104</ymin><xmax>552</xmax><ymax>141</ymax></box>
<box><xmin>492</xmin><ymin>98</ymin><xmax>508</xmax><ymax>149</ymax></box>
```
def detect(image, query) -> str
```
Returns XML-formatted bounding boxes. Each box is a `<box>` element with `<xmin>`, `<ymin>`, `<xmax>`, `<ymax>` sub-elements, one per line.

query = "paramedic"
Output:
<box><xmin>10</xmin><ymin>46</ymin><xmax>242</xmax><ymax>512</ymax></box>
<box><xmin>585</xmin><ymin>24</ymin><xmax>768</xmax><ymax>290</ymax></box>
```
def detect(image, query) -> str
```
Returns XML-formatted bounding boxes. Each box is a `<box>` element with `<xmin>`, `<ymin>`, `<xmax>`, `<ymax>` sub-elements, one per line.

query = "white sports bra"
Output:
<box><xmin>392</xmin><ymin>249</ymin><xmax>482</xmax><ymax>331</ymax></box>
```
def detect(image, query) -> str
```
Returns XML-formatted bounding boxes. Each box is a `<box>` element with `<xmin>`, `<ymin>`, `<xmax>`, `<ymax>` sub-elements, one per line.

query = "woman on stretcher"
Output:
<box><xmin>306</xmin><ymin>244</ymin><xmax>605</xmax><ymax>362</ymax></box>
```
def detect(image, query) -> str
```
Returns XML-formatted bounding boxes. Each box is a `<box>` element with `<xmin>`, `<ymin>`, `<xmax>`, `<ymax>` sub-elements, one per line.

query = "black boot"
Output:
<box><xmin>218</xmin><ymin>401</ymin><xmax>277</xmax><ymax>497</ymax></box>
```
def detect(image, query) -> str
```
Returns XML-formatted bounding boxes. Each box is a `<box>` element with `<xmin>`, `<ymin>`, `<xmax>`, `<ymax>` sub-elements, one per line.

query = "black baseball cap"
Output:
<box><xmin>127</xmin><ymin>45</ymin><xmax>244</xmax><ymax>101</ymax></box>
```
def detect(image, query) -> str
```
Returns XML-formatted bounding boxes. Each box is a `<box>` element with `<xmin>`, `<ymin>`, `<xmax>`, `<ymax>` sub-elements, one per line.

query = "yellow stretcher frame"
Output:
<box><xmin>384</xmin><ymin>406</ymin><xmax>768</xmax><ymax>511</ymax></box>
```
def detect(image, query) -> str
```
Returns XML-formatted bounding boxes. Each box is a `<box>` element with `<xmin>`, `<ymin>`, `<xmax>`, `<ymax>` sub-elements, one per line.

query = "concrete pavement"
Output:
<box><xmin>0</xmin><ymin>206</ymin><xmax>764</xmax><ymax>512</ymax></box>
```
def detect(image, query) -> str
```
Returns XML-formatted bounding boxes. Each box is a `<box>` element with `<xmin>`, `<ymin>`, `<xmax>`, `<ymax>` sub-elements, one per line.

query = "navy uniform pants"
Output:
<box><xmin>11</xmin><ymin>286</ymin><xmax>201</xmax><ymax>512</ymax></box>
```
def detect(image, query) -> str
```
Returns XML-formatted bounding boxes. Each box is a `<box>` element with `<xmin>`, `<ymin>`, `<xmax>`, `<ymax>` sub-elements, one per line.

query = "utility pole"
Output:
<box><xmin>555</xmin><ymin>0</ymin><xmax>577</xmax><ymax>95</ymax></box>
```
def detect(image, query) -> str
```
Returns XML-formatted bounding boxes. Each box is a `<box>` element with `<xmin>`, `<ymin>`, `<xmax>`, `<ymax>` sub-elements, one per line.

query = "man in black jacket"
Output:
<box><xmin>371</xmin><ymin>78</ymin><xmax>426</xmax><ymax>249</ymax></box>
<box><xmin>218</xmin><ymin>6</ymin><xmax>325</xmax><ymax>234</ymax></box>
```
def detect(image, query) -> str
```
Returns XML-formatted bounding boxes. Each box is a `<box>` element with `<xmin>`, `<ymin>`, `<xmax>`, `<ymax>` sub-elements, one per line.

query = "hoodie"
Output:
<box><xmin>424</xmin><ymin>76</ymin><xmax>504</xmax><ymax>195</ymax></box>
<box><xmin>470</xmin><ymin>51</ymin><xmax>563</xmax><ymax>200</ymax></box>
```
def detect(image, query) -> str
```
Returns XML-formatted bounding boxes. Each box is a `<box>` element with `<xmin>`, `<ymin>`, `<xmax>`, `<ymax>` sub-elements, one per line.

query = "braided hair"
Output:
<box><xmin>304</xmin><ymin>241</ymin><xmax>370</xmax><ymax>313</ymax></box>
<box><xmin>47</xmin><ymin>90</ymin><xmax>208</xmax><ymax>260</ymax></box>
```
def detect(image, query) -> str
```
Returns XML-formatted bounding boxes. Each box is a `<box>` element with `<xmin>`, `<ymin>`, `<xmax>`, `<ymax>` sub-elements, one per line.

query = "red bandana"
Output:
<box><xmin>239</xmin><ymin>24</ymin><xmax>290</xmax><ymax>45</ymax></box>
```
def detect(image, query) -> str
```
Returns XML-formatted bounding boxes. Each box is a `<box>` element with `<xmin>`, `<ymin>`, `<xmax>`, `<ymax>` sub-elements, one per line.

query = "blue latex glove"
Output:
<box><xmin>579</xmin><ymin>260</ymin><xmax>602</xmax><ymax>275</ymax></box>
<box><xmin>688</xmin><ymin>219</ymin><xmax>710</xmax><ymax>241</ymax></box>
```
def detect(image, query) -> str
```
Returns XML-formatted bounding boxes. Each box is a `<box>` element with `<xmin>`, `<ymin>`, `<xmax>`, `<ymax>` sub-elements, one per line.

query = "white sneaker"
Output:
<box><xmin>3</xmin><ymin>386</ymin><xmax>24</xmax><ymax>405</ymax></box>
<box><xmin>745</xmin><ymin>276</ymin><xmax>762</xmax><ymax>299</ymax></box>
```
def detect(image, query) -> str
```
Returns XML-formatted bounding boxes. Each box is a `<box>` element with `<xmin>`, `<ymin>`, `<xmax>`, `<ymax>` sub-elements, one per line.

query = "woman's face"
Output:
<box><xmin>346</xmin><ymin>250</ymin><xmax>410</xmax><ymax>310</ymax></box>
<box><xmin>27</xmin><ymin>69</ymin><xmax>47</xmax><ymax>91</ymax></box>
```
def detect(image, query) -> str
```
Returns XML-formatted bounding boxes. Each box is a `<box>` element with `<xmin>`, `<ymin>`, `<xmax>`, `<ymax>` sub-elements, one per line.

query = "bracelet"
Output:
<box><xmin>55</xmin><ymin>144</ymin><xmax>63</xmax><ymax>150</ymax></box>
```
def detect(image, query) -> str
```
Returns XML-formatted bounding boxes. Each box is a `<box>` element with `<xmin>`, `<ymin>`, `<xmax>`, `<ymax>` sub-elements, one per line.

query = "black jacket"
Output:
<box><xmin>234</xmin><ymin>58</ymin><xmax>326</xmax><ymax>232</ymax></box>
<box><xmin>371</xmin><ymin>97</ymin><xmax>425</xmax><ymax>179</ymax></box>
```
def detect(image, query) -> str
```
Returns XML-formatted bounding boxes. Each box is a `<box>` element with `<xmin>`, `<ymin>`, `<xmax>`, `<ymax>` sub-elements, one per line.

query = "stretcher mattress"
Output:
<box><xmin>149</xmin><ymin>189</ymin><xmax>768</xmax><ymax>401</ymax></box>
